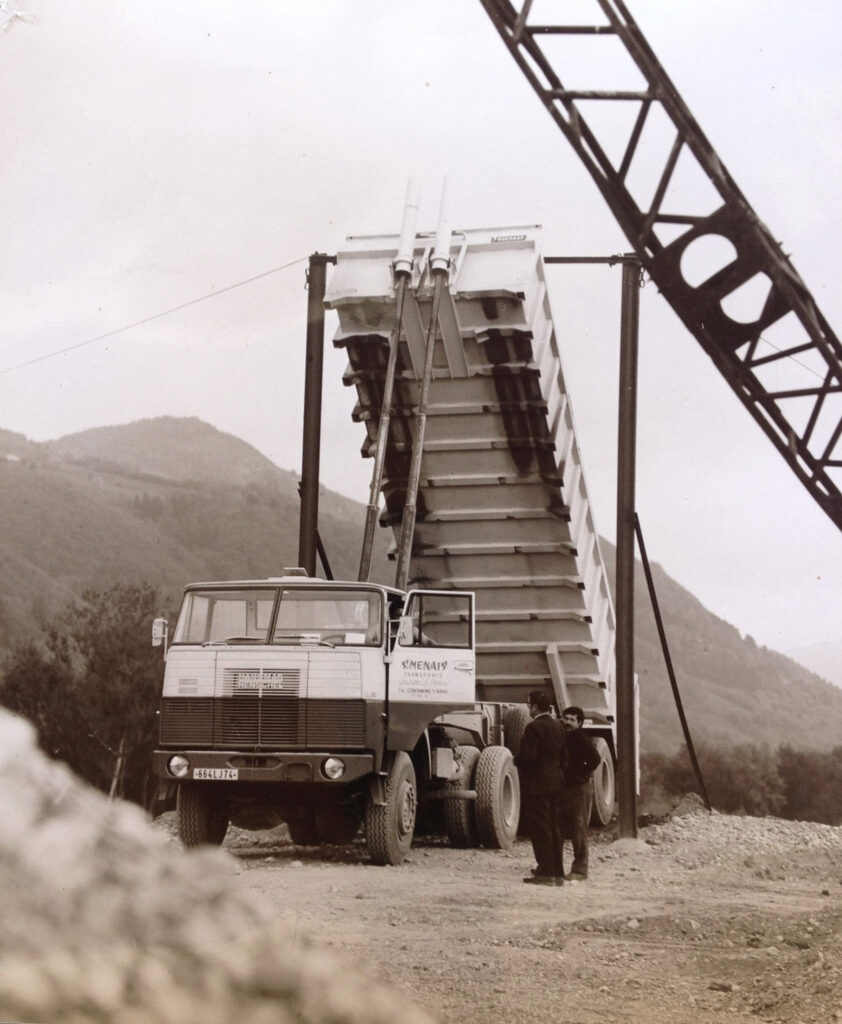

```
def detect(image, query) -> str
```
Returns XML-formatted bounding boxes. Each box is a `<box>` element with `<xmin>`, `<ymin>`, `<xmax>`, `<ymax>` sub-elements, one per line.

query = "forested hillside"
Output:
<box><xmin>0</xmin><ymin>418</ymin><xmax>391</xmax><ymax>647</ymax></box>
<box><xmin>600</xmin><ymin>544</ymin><xmax>841</xmax><ymax>753</ymax></box>
<box><xmin>1</xmin><ymin>416</ymin><xmax>840</xmax><ymax>756</ymax></box>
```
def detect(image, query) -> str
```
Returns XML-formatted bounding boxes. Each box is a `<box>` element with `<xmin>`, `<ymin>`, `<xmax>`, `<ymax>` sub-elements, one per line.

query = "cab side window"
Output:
<box><xmin>403</xmin><ymin>593</ymin><xmax>472</xmax><ymax>649</ymax></box>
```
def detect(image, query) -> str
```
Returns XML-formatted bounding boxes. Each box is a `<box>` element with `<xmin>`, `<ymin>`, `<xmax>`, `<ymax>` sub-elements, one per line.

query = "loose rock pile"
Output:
<box><xmin>650</xmin><ymin>805</ymin><xmax>842</xmax><ymax>855</ymax></box>
<box><xmin>0</xmin><ymin>708</ymin><xmax>435</xmax><ymax>1024</ymax></box>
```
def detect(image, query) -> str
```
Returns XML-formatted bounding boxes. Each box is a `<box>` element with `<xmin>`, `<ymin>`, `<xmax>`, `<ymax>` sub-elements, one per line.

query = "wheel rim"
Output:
<box><xmin>500</xmin><ymin>770</ymin><xmax>517</xmax><ymax>829</ymax></box>
<box><xmin>597</xmin><ymin>762</ymin><xmax>612</xmax><ymax>803</ymax></box>
<box><xmin>595</xmin><ymin>747</ymin><xmax>615</xmax><ymax>808</ymax></box>
<box><xmin>397</xmin><ymin>780</ymin><xmax>417</xmax><ymax>837</ymax></box>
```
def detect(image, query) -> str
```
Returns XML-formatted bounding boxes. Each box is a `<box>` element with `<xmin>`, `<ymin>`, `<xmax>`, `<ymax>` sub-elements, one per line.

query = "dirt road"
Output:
<box><xmin>161</xmin><ymin>806</ymin><xmax>842</xmax><ymax>1024</ymax></box>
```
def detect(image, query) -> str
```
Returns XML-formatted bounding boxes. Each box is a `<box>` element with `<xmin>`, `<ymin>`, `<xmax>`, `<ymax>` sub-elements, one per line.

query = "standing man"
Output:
<box><xmin>514</xmin><ymin>690</ymin><xmax>567</xmax><ymax>886</ymax></box>
<box><xmin>560</xmin><ymin>705</ymin><xmax>601</xmax><ymax>881</ymax></box>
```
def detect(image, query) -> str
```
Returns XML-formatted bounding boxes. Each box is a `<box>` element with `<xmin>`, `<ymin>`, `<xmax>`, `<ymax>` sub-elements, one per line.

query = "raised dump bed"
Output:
<box><xmin>324</xmin><ymin>225</ymin><xmax>616</xmax><ymax>733</ymax></box>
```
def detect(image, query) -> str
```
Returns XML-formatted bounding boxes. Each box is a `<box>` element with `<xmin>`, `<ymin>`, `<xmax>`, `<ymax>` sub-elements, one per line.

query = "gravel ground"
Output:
<box><xmin>153</xmin><ymin>801</ymin><xmax>842</xmax><ymax>1024</ymax></box>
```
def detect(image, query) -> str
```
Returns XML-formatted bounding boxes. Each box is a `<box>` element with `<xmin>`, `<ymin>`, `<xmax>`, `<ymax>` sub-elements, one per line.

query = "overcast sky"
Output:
<box><xmin>3</xmin><ymin>1</ymin><xmax>842</xmax><ymax>656</ymax></box>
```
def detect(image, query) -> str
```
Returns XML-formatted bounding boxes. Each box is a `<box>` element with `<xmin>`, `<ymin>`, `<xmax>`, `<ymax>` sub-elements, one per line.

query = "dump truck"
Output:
<box><xmin>152</xmin><ymin>225</ymin><xmax>619</xmax><ymax>864</ymax></box>
<box><xmin>152</xmin><ymin>576</ymin><xmax>524</xmax><ymax>864</ymax></box>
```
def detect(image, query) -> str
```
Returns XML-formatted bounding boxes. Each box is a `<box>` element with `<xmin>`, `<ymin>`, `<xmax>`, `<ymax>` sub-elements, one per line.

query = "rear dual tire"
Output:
<box><xmin>443</xmin><ymin>745</ymin><xmax>481</xmax><ymax>848</ymax></box>
<box><xmin>475</xmin><ymin>745</ymin><xmax>520</xmax><ymax>850</ymax></box>
<box><xmin>589</xmin><ymin>737</ymin><xmax>616</xmax><ymax>827</ymax></box>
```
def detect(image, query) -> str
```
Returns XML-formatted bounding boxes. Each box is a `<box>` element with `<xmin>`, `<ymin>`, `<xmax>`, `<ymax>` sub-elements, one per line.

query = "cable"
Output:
<box><xmin>755</xmin><ymin>334</ymin><xmax>832</xmax><ymax>385</ymax></box>
<box><xmin>0</xmin><ymin>256</ymin><xmax>309</xmax><ymax>375</ymax></box>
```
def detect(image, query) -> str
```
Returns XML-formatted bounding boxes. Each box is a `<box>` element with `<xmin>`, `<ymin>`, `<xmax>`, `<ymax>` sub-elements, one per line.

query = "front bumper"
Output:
<box><xmin>152</xmin><ymin>749</ymin><xmax>376</xmax><ymax>785</ymax></box>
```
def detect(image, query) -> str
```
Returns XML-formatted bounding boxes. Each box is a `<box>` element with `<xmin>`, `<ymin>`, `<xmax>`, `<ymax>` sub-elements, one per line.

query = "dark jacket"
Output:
<box><xmin>563</xmin><ymin>728</ymin><xmax>601</xmax><ymax>785</ymax></box>
<box><xmin>514</xmin><ymin>714</ymin><xmax>568</xmax><ymax>795</ymax></box>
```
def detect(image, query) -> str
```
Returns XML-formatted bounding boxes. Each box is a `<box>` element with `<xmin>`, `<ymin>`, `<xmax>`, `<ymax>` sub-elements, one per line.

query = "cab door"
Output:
<box><xmin>388</xmin><ymin>590</ymin><xmax>475</xmax><ymax>748</ymax></box>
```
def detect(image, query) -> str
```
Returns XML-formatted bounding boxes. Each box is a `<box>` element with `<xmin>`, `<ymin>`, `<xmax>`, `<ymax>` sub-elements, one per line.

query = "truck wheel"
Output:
<box><xmin>503</xmin><ymin>704</ymin><xmax>532</xmax><ymax>836</ymax></box>
<box><xmin>475</xmin><ymin>745</ymin><xmax>520</xmax><ymax>850</ymax></box>
<box><xmin>443</xmin><ymin>745</ymin><xmax>480</xmax><ymax>848</ymax></box>
<box><xmin>365</xmin><ymin>752</ymin><xmax>417</xmax><ymax>866</ymax></box>
<box><xmin>503</xmin><ymin>704</ymin><xmax>531</xmax><ymax>758</ymax></box>
<box><xmin>177</xmin><ymin>783</ymin><xmax>229</xmax><ymax>848</ymax></box>
<box><xmin>316</xmin><ymin>804</ymin><xmax>362</xmax><ymax>845</ymax></box>
<box><xmin>286</xmin><ymin>814</ymin><xmax>321</xmax><ymax>846</ymax></box>
<box><xmin>590</xmin><ymin>737</ymin><xmax>616</xmax><ymax>827</ymax></box>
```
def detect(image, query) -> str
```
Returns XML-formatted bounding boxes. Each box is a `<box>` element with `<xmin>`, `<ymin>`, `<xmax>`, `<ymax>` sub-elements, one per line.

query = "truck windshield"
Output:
<box><xmin>171</xmin><ymin>586</ymin><xmax>384</xmax><ymax>646</ymax></box>
<box><xmin>172</xmin><ymin>589</ymin><xmax>275</xmax><ymax>644</ymax></box>
<box><xmin>273</xmin><ymin>588</ymin><xmax>382</xmax><ymax>646</ymax></box>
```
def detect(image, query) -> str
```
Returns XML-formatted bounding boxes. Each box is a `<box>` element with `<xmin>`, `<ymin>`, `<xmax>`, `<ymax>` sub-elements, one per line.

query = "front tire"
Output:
<box><xmin>365</xmin><ymin>752</ymin><xmax>417</xmax><ymax>865</ymax></box>
<box><xmin>177</xmin><ymin>783</ymin><xmax>229</xmax><ymax>848</ymax></box>
<box><xmin>475</xmin><ymin>745</ymin><xmax>520</xmax><ymax>850</ymax></box>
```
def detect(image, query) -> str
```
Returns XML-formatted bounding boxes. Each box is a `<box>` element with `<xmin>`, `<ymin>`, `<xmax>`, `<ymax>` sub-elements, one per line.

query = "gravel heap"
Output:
<box><xmin>0</xmin><ymin>708</ymin><xmax>436</xmax><ymax>1024</ymax></box>
<box><xmin>651</xmin><ymin>804</ymin><xmax>842</xmax><ymax>854</ymax></box>
<box><xmin>642</xmin><ymin>803</ymin><xmax>842</xmax><ymax>875</ymax></box>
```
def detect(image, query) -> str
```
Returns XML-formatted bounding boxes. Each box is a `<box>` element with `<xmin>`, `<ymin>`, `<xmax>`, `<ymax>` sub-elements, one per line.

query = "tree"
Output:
<box><xmin>1</xmin><ymin>583</ymin><xmax>167</xmax><ymax>806</ymax></box>
<box><xmin>778</xmin><ymin>744</ymin><xmax>842</xmax><ymax>825</ymax></box>
<box><xmin>1</xmin><ymin>628</ymin><xmax>79</xmax><ymax>762</ymax></box>
<box><xmin>644</xmin><ymin>742</ymin><xmax>785</xmax><ymax>817</ymax></box>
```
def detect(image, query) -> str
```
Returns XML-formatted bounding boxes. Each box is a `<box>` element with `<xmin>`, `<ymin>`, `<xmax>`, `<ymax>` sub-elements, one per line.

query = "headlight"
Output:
<box><xmin>322</xmin><ymin>757</ymin><xmax>346</xmax><ymax>780</ymax></box>
<box><xmin>168</xmin><ymin>755</ymin><xmax>190</xmax><ymax>779</ymax></box>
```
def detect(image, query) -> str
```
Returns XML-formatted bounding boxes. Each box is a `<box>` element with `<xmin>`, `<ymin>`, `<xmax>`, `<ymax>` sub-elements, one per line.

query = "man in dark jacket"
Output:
<box><xmin>514</xmin><ymin>691</ymin><xmax>567</xmax><ymax>886</ymax></box>
<box><xmin>560</xmin><ymin>705</ymin><xmax>601</xmax><ymax>881</ymax></box>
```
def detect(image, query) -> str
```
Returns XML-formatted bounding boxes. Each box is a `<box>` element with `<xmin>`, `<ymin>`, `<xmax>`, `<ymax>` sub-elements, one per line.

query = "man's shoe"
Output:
<box><xmin>567</xmin><ymin>871</ymin><xmax>588</xmax><ymax>881</ymax></box>
<box><xmin>554</xmin><ymin>877</ymin><xmax>565</xmax><ymax>886</ymax></box>
<box><xmin>523</xmin><ymin>875</ymin><xmax>556</xmax><ymax>886</ymax></box>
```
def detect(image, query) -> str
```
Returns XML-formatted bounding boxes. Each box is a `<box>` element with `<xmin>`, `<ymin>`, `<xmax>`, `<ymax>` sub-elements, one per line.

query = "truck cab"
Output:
<box><xmin>153</xmin><ymin>573</ymin><xmax>518</xmax><ymax>863</ymax></box>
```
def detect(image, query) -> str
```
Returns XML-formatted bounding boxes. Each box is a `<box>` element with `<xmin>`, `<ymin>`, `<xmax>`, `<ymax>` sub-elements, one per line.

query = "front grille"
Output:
<box><xmin>160</xmin><ymin>696</ymin><xmax>365</xmax><ymax>749</ymax></box>
<box><xmin>218</xmin><ymin>696</ymin><xmax>262</xmax><ymax>746</ymax></box>
<box><xmin>307</xmin><ymin>699</ymin><xmax>366</xmax><ymax>746</ymax></box>
<box><xmin>255</xmin><ymin>697</ymin><xmax>302</xmax><ymax>745</ymax></box>
<box><xmin>160</xmin><ymin>698</ymin><xmax>213</xmax><ymax>744</ymax></box>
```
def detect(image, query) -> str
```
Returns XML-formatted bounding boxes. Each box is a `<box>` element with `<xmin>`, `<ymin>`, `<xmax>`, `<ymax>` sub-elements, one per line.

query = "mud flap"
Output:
<box><xmin>368</xmin><ymin>772</ymin><xmax>388</xmax><ymax>807</ymax></box>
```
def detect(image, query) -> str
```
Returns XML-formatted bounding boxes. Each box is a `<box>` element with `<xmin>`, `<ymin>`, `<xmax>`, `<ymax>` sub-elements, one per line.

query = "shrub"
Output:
<box><xmin>1</xmin><ymin>583</ymin><xmax>167</xmax><ymax>807</ymax></box>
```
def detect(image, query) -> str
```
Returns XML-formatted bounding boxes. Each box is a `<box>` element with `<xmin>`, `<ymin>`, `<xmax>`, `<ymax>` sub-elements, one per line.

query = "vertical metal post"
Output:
<box><xmin>298</xmin><ymin>252</ymin><xmax>334</xmax><ymax>576</ymax></box>
<box><xmin>616</xmin><ymin>257</ymin><xmax>640</xmax><ymax>839</ymax></box>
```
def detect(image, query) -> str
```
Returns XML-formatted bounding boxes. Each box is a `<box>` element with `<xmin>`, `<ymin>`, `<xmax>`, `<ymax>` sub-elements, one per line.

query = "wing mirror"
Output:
<box><xmin>152</xmin><ymin>617</ymin><xmax>169</xmax><ymax>656</ymax></box>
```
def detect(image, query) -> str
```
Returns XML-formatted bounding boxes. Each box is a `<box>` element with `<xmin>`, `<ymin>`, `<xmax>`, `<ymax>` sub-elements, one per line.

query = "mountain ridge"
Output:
<box><xmin>786</xmin><ymin>639</ymin><xmax>842</xmax><ymax>689</ymax></box>
<box><xmin>2</xmin><ymin>415</ymin><xmax>840</xmax><ymax>756</ymax></box>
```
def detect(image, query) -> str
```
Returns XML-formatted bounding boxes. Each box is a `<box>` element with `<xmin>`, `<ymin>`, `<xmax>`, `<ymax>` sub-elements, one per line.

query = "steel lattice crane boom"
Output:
<box><xmin>480</xmin><ymin>0</ymin><xmax>842</xmax><ymax>530</ymax></box>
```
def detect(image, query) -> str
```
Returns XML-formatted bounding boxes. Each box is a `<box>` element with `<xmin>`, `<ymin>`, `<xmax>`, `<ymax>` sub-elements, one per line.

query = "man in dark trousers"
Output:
<box><xmin>560</xmin><ymin>705</ymin><xmax>601</xmax><ymax>881</ymax></box>
<box><xmin>514</xmin><ymin>690</ymin><xmax>567</xmax><ymax>886</ymax></box>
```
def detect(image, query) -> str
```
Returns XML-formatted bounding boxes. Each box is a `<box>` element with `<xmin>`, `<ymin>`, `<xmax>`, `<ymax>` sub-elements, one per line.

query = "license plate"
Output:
<box><xmin>193</xmin><ymin>768</ymin><xmax>238</xmax><ymax>780</ymax></box>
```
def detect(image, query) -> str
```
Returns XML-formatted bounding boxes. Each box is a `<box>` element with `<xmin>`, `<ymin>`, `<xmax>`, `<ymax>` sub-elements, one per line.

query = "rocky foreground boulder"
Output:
<box><xmin>0</xmin><ymin>708</ymin><xmax>435</xmax><ymax>1024</ymax></box>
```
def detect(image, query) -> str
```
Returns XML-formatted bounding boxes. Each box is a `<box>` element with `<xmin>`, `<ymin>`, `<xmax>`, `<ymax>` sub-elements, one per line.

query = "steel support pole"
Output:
<box><xmin>298</xmin><ymin>253</ymin><xmax>334</xmax><ymax>576</ymax></box>
<box><xmin>616</xmin><ymin>257</ymin><xmax>640</xmax><ymax>839</ymax></box>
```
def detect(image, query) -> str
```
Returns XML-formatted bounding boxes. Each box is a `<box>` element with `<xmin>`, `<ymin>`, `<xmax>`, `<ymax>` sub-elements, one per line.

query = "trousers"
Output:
<box><xmin>560</xmin><ymin>782</ymin><xmax>590</xmax><ymax>875</ymax></box>
<box><xmin>525</xmin><ymin>792</ymin><xmax>563</xmax><ymax>878</ymax></box>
